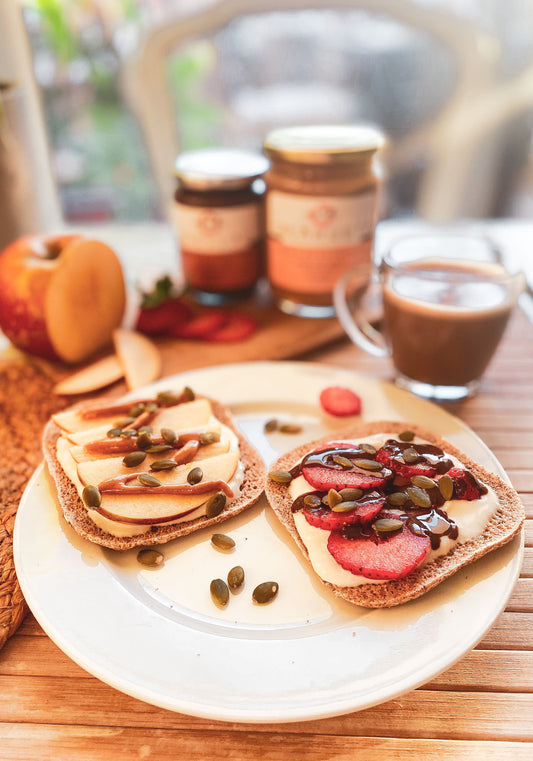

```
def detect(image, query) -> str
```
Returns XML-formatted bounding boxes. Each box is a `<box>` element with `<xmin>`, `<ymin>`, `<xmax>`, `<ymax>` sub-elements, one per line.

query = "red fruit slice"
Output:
<box><xmin>136</xmin><ymin>299</ymin><xmax>193</xmax><ymax>335</ymax></box>
<box><xmin>302</xmin><ymin>464</ymin><xmax>390</xmax><ymax>492</ymax></box>
<box><xmin>171</xmin><ymin>309</ymin><xmax>229</xmax><ymax>339</ymax></box>
<box><xmin>303</xmin><ymin>494</ymin><xmax>385</xmax><ymax>531</ymax></box>
<box><xmin>375</xmin><ymin>447</ymin><xmax>437</xmax><ymax>479</ymax></box>
<box><xmin>447</xmin><ymin>467</ymin><xmax>488</xmax><ymax>500</ymax></box>
<box><xmin>319</xmin><ymin>386</ymin><xmax>362</xmax><ymax>417</ymax></box>
<box><xmin>327</xmin><ymin>521</ymin><xmax>431</xmax><ymax>580</ymax></box>
<box><xmin>205</xmin><ymin>312</ymin><xmax>257</xmax><ymax>342</ymax></box>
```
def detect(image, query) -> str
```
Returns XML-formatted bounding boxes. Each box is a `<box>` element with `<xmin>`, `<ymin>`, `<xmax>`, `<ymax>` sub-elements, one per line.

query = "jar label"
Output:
<box><xmin>266</xmin><ymin>190</ymin><xmax>376</xmax><ymax>248</ymax></box>
<box><xmin>173</xmin><ymin>202</ymin><xmax>261</xmax><ymax>255</ymax></box>
<box><xmin>267</xmin><ymin>237</ymin><xmax>372</xmax><ymax>294</ymax></box>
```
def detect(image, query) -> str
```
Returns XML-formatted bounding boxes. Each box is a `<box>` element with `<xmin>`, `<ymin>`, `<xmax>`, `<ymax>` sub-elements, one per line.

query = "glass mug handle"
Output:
<box><xmin>333</xmin><ymin>265</ymin><xmax>389</xmax><ymax>359</ymax></box>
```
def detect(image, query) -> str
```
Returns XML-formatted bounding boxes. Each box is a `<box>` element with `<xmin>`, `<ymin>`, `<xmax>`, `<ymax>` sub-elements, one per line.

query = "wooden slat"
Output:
<box><xmin>506</xmin><ymin>578</ymin><xmax>533</xmax><ymax>611</ymax></box>
<box><xmin>0</xmin><ymin>725</ymin><xmax>531</xmax><ymax>761</ymax></box>
<box><xmin>478</xmin><ymin>612</ymin><xmax>533</xmax><ymax>650</ymax></box>
<box><xmin>1</xmin><ymin>677</ymin><xmax>533</xmax><ymax>741</ymax></box>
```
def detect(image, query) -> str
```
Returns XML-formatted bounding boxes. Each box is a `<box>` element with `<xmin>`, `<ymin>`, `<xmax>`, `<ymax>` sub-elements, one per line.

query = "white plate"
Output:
<box><xmin>14</xmin><ymin>361</ymin><xmax>523</xmax><ymax>723</ymax></box>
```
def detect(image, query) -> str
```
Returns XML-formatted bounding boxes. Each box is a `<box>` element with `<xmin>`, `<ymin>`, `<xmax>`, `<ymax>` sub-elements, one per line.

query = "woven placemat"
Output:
<box><xmin>0</xmin><ymin>357</ymin><xmax>71</xmax><ymax>650</ymax></box>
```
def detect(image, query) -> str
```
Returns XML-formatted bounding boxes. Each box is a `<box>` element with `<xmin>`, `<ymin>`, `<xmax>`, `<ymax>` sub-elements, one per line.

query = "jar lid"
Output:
<box><xmin>263</xmin><ymin>124</ymin><xmax>386</xmax><ymax>164</ymax></box>
<box><xmin>174</xmin><ymin>148</ymin><xmax>270</xmax><ymax>189</ymax></box>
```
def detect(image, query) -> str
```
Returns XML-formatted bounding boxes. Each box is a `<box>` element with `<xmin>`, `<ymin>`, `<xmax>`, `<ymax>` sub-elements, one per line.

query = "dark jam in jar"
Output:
<box><xmin>173</xmin><ymin>149</ymin><xmax>269</xmax><ymax>303</ymax></box>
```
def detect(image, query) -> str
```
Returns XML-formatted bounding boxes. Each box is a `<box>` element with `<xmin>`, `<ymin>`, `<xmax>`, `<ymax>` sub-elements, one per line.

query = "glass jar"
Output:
<box><xmin>263</xmin><ymin>125</ymin><xmax>385</xmax><ymax>317</ymax></box>
<box><xmin>173</xmin><ymin>148</ymin><xmax>269</xmax><ymax>302</ymax></box>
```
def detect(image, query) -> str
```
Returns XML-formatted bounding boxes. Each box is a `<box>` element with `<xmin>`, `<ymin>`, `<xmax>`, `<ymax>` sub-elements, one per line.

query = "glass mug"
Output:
<box><xmin>334</xmin><ymin>234</ymin><xmax>525</xmax><ymax>401</ymax></box>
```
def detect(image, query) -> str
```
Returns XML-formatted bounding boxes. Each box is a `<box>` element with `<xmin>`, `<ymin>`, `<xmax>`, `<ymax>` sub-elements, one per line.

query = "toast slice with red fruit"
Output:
<box><xmin>265</xmin><ymin>421</ymin><xmax>524</xmax><ymax>608</ymax></box>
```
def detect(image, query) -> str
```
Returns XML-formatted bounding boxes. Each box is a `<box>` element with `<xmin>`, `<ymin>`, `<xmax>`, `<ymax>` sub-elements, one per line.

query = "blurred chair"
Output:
<box><xmin>120</xmin><ymin>0</ymin><xmax>532</xmax><ymax>223</ymax></box>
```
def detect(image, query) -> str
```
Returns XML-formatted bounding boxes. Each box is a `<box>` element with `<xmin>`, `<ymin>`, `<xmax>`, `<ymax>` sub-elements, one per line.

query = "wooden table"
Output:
<box><xmin>1</xmin><ymin>222</ymin><xmax>533</xmax><ymax>759</ymax></box>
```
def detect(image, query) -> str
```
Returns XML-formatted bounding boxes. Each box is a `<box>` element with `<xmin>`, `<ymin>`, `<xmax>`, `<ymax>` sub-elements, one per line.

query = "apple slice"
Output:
<box><xmin>53</xmin><ymin>396</ymin><xmax>213</xmax><ymax>435</ymax></box>
<box><xmin>113</xmin><ymin>328</ymin><xmax>161</xmax><ymax>390</ymax></box>
<box><xmin>78</xmin><ymin>452</ymin><xmax>239</xmax><ymax>524</ymax></box>
<box><xmin>53</xmin><ymin>354</ymin><xmax>124</xmax><ymax>395</ymax></box>
<box><xmin>69</xmin><ymin>435</ymin><xmax>230</xmax><ymax>463</ymax></box>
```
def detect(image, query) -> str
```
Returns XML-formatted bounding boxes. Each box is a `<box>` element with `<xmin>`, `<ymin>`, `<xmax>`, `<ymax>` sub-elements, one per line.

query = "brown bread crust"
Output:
<box><xmin>265</xmin><ymin>420</ymin><xmax>524</xmax><ymax>608</ymax></box>
<box><xmin>43</xmin><ymin>397</ymin><xmax>266</xmax><ymax>550</ymax></box>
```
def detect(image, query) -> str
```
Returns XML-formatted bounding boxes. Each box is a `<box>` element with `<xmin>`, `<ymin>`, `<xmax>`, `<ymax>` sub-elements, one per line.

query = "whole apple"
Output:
<box><xmin>0</xmin><ymin>233</ymin><xmax>126</xmax><ymax>363</ymax></box>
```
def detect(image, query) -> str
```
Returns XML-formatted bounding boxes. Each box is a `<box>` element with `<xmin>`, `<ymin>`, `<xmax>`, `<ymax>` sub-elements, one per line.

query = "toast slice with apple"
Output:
<box><xmin>42</xmin><ymin>387</ymin><xmax>266</xmax><ymax>549</ymax></box>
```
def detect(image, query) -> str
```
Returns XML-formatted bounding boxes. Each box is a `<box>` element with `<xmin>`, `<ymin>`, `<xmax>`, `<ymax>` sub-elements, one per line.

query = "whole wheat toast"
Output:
<box><xmin>265</xmin><ymin>420</ymin><xmax>524</xmax><ymax>608</ymax></box>
<box><xmin>43</xmin><ymin>396</ymin><xmax>266</xmax><ymax>550</ymax></box>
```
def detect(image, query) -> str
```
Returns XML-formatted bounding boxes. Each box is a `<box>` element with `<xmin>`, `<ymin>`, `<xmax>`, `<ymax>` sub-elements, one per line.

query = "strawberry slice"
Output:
<box><xmin>170</xmin><ymin>309</ymin><xmax>229</xmax><ymax>339</ymax></box>
<box><xmin>447</xmin><ymin>467</ymin><xmax>488</xmax><ymax>500</ymax></box>
<box><xmin>205</xmin><ymin>312</ymin><xmax>257</xmax><ymax>342</ymax></box>
<box><xmin>136</xmin><ymin>299</ymin><xmax>193</xmax><ymax>335</ymax></box>
<box><xmin>303</xmin><ymin>493</ymin><xmax>385</xmax><ymax>530</ymax></box>
<box><xmin>375</xmin><ymin>444</ymin><xmax>437</xmax><ymax>479</ymax></box>
<box><xmin>327</xmin><ymin>519</ymin><xmax>431</xmax><ymax>580</ymax></box>
<box><xmin>302</xmin><ymin>464</ymin><xmax>390</xmax><ymax>492</ymax></box>
<box><xmin>319</xmin><ymin>386</ymin><xmax>362</xmax><ymax>417</ymax></box>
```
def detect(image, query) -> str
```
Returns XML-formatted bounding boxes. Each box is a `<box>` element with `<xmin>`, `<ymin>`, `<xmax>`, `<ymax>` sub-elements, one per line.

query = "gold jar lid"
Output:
<box><xmin>263</xmin><ymin>124</ymin><xmax>385</xmax><ymax>164</ymax></box>
<box><xmin>174</xmin><ymin>148</ymin><xmax>270</xmax><ymax>190</ymax></box>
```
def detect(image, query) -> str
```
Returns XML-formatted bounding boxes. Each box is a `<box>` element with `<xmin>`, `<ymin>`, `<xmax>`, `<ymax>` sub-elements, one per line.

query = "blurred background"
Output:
<box><xmin>2</xmin><ymin>0</ymin><xmax>533</xmax><ymax>231</ymax></box>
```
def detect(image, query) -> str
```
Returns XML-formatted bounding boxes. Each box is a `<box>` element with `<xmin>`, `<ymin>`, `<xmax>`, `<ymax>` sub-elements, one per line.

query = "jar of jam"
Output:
<box><xmin>263</xmin><ymin>125</ymin><xmax>385</xmax><ymax>317</ymax></box>
<box><xmin>173</xmin><ymin>148</ymin><xmax>269</xmax><ymax>302</ymax></box>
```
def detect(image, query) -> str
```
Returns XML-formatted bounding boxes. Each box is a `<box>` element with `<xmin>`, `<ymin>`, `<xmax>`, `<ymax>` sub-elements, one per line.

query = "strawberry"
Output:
<box><xmin>136</xmin><ymin>299</ymin><xmax>193</xmax><ymax>335</ymax></box>
<box><xmin>302</xmin><ymin>493</ymin><xmax>385</xmax><ymax>531</ymax></box>
<box><xmin>447</xmin><ymin>467</ymin><xmax>488</xmax><ymax>500</ymax></box>
<box><xmin>375</xmin><ymin>444</ymin><xmax>437</xmax><ymax>479</ymax></box>
<box><xmin>205</xmin><ymin>312</ymin><xmax>257</xmax><ymax>342</ymax></box>
<box><xmin>327</xmin><ymin>518</ymin><xmax>431</xmax><ymax>580</ymax></box>
<box><xmin>319</xmin><ymin>386</ymin><xmax>362</xmax><ymax>417</ymax></box>
<box><xmin>302</xmin><ymin>464</ymin><xmax>390</xmax><ymax>492</ymax></box>
<box><xmin>170</xmin><ymin>309</ymin><xmax>229</xmax><ymax>339</ymax></box>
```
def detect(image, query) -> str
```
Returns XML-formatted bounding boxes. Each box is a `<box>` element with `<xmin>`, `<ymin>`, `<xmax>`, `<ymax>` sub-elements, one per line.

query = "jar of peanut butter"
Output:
<box><xmin>263</xmin><ymin>125</ymin><xmax>385</xmax><ymax>317</ymax></box>
<box><xmin>173</xmin><ymin>148</ymin><xmax>269</xmax><ymax>302</ymax></box>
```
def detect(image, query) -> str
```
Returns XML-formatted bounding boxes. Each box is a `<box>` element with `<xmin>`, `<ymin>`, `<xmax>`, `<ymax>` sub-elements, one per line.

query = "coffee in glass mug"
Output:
<box><xmin>334</xmin><ymin>234</ymin><xmax>525</xmax><ymax>401</ymax></box>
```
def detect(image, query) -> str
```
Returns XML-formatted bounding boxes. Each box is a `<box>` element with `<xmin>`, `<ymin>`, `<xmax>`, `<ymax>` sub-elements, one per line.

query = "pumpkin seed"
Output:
<box><xmin>136</xmin><ymin>432</ymin><xmax>153</xmax><ymax>450</ymax></box>
<box><xmin>82</xmin><ymin>484</ymin><xmax>101</xmax><ymax>508</ymax></box>
<box><xmin>439</xmin><ymin>473</ymin><xmax>454</xmax><ymax>501</ymax></box>
<box><xmin>150</xmin><ymin>459</ymin><xmax>178</xmax><ymax>471</ymax></box>
<box><xmin>331</xmin><ymin>500</ymin><xmax>359</xmax><ymax>512</ymax></box>
<box><xmin>114</xmin><ymin>416</ymin><xmax>135</xmax><ymax>429</ymax></box>
<box><xmin>137</xmin><ymin>473</ymin><xmax>161</xmax><ymax>488</ymax></box>
<box><xmin>399</xmin><ymin>430</ymin><xmax>415</xmax><ymax>442</ymax></box>
<box><xmin>264</xmin><ymin>418</ymin><xmax>279</xmax><ymax>433</ymax></box>
<box><xmin>360</xmin><ymin>443</ymin><xmax>377</xmax><ymax>455</ymax></box>
<box><xmin>106</xmin><ymin>427</ymin><xmax>123</xmax><ymax>438</ymax></box>
<box><xmin>403</xmin><ymin>447</ymin><xmax>419</xmax><ymax>463</ymax></box>
<box><xmin>211</xmin><ymin>533</ymin><xmax>235</xmax><ymax>551</ymax></box>
<box><xmin>373</xmin><ymin>517</ymin><xmax>404</xmax><ymax>534</ymax></box>
<box><xmin>339</xmin><ymin>487</ymin><xmax>363</xmax><ymax>501</ymax></box>
<box><xmin>279</xmin><ymin>423</ymin><xmax>302</xmax><ymax>434</ymax></box>
<box><xmin>253</xmin><ymin>581</ymin><xmax>279</xmax><ymax>605</ymax></box>
<box><xmin>332</xmin><ymin>455</ymin><xmax>355</xmax><ymax>469</ymax></box>
<box><xmin>157</xmin><ymin>390</ymin><xmax>181</xmax><ymax>406</ymax></box>
<box><xmin>303</xmin><ymin>494</ymin><xmax>322</xmax><ymax>508</ymax></box>
<box><xmin>227</xmin><ymin>566</ymin><xmax>245</xmax><ymax>591</ymax></box>
<box><xmin>199</xmin><ymin>431</ymin><xmax>220</xmax><ymax>445</ymax></box>
<box><xmin>210</xmin><ymin>578</ymin><xmax>229</xmax><ymax>607</ymax></box>
<box><xmin>355</xmin><ymin>458</ymin><xmax>382</xmax><ymax>471</ymax></box>
<box><xmin>387</xmin><ymin>491</ymin><xmax>408</xmax><ymax>506</ymax></box>
<box><xmin>268</xmin><ymin>469</ymin><xmax>293</xmax><ymax>484</ymax></box>
<box><xmin>411</xmin><ymin>475</ymin><xmax>437</xmax><ymax>490</ymax></box>
<box><xmin>121</xmin><ymin>429</ymin><xmax>137</xmax><ymax>438</ymax></box>
<box><xmin>138</xmin><ymin>425</ymin><xmax>153</xmax><ymax>435</ymax></box>
<box><xmin>187</xmin><ymin>466</ymin><xmax>203</xmax><ymax>485</ymax></box>
<box><xmin>128</xmin><ymin>403</ymin><xmax>146</xmax><ymax>418</ymax></box>
<box><xmin>183</xmin><ymin>386</ymin><xmax>195</xmax><ymax>401</ymax></box>
<box><xmin>123</xmin><ymin>451</ymin><xmax>147</xmax><ymax>468</ymax></box>
<box><xmin>406</xmin><ymin>485</ymin><xmax>431</xmax><ymax>508</ymax></box>
<box><xmin>161</xmin><ymin>427</ymin><xmax>177</xmax><ymax>445</ymax></box>
<box><xmin>137</xmin><ymin>549</ymin><xmax>164</xmax><ymax>567</ymax></box>
<box><xmin>205</xmin><ymin>491</ymin><xmax>227</xmax><ymax>518</ymax></box>
<box><xmin>146</xmin><ymin>444</ymin><xmax>172</xmax><ymax>454</ymax></box>
<box><xmin>327</xmin><ymin>488</ymin><xmax>343</xmax><ymax>508</ymax></box>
